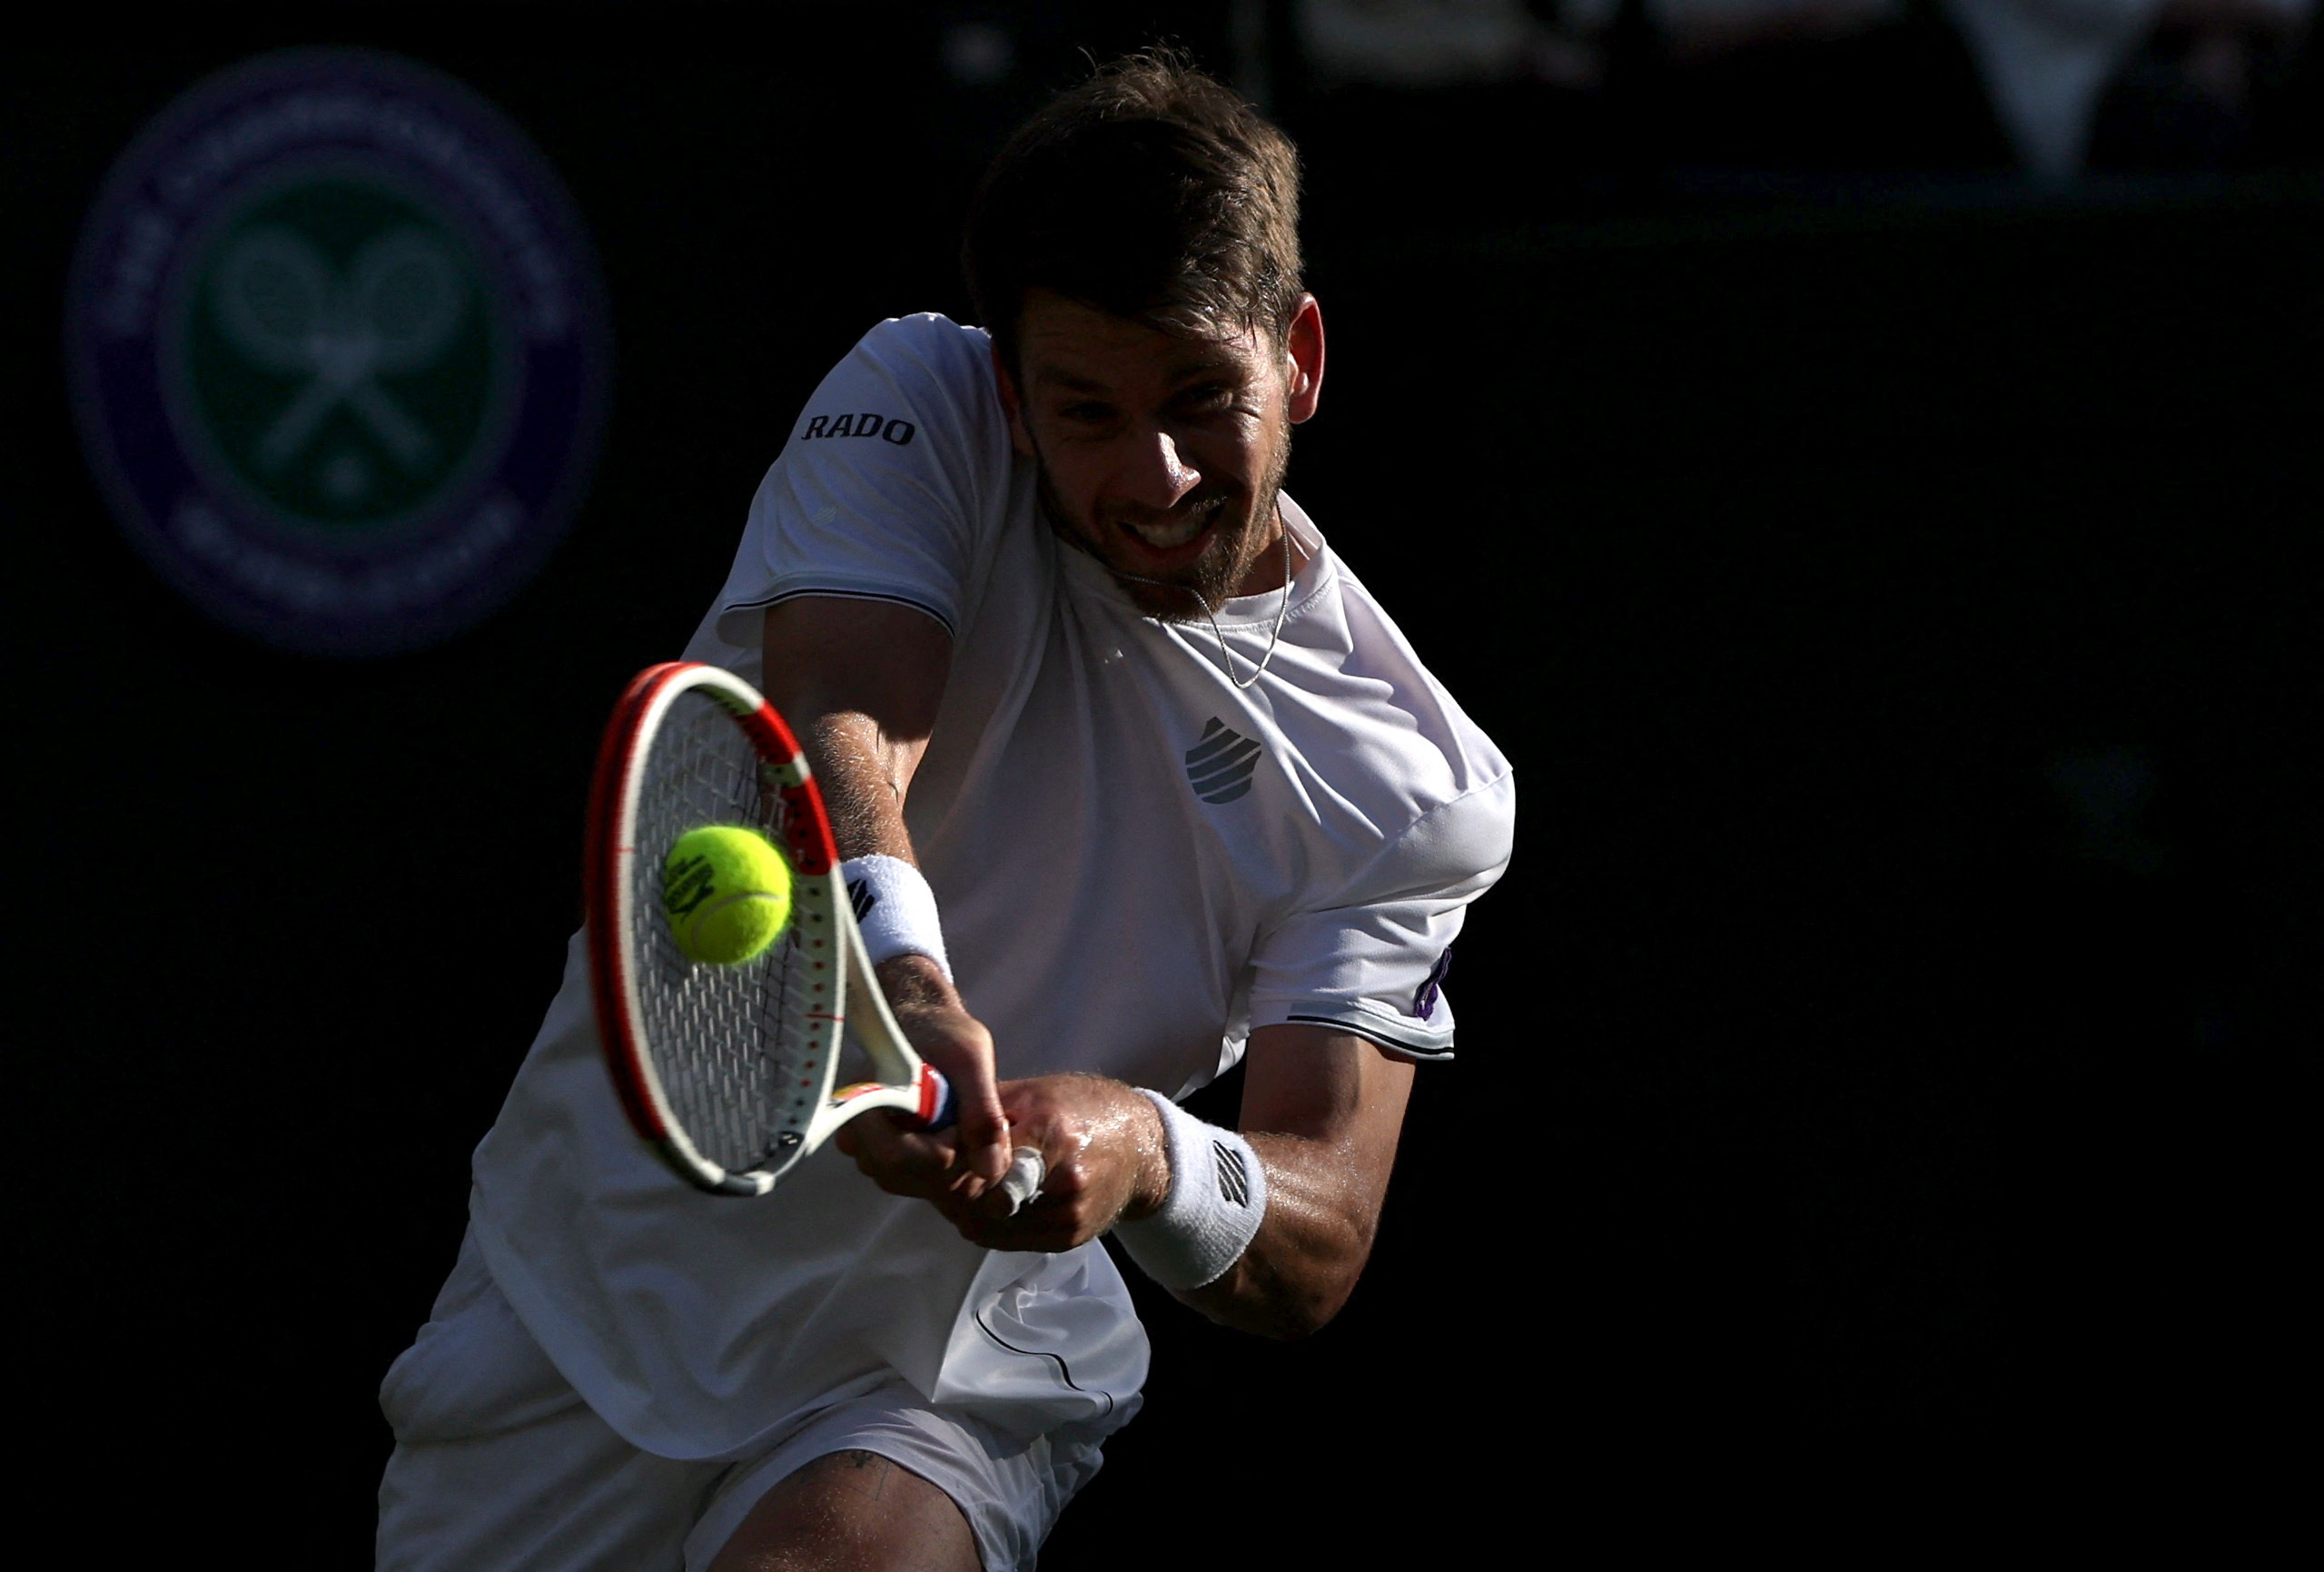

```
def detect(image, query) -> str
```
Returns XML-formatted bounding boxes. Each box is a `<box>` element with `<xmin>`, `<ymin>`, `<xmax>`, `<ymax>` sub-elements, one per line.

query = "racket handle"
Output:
<box><xmin>996</xmin><ymin>1148</ymin><xmax>1046</xmax><ymax>1216</ymax></box>
<box><xmin>918</xmin><ymin>1068</ymin><xmax>1046</xmax><ymax>1216</ymax></box>
<box><xmin>923</xmin><ymin>1065</ymin><xmax>961</xmax><ymax>1131</ymax></box>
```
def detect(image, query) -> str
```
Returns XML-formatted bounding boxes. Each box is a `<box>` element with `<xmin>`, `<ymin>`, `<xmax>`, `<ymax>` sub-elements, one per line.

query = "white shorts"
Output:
<box><xmin>377</xmin><ymin>1231</ymin><xmax>1128</xmax><ymax>1572</ymax></box>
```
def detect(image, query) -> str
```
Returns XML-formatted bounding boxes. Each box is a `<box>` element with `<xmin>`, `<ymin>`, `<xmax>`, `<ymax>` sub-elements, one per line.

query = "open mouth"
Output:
<box><xmin>1123</xmin><ymin>512</ymin><xmax>1209</xmax><ymax>549</ymax></box>
<box><xmin>1116</xmin><ymin>496</ymin><xmax>1226</xmax><ymax>563</ymax></box>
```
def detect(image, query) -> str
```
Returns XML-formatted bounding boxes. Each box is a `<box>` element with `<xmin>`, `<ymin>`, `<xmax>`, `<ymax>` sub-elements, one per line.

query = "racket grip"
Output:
<box><xmin>996</xmin><ymin>1148</ymin><xmax>1046</xmax><ymax>1216</ymax></box>
<box><xmin>923</xmin><ymin>1065</ymin><xmax>961</xmax><ymax>1131</ymax></box>
<box><xmin>917</xmin><ymin>1069</ymin><xmax>1046</xmax><ymax>1216</ymax></box>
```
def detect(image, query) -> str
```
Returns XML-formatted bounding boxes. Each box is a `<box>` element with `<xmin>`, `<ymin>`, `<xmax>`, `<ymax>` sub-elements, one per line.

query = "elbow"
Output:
<box><xmin>1256</xmin><ymin>1281</ymin><xmax>1355</xmax><ymax>1341</ymax></box>
<box><xmin>1259</xmin><ymin>1212</ymin><xmax>1379</xmax><ymax>1339</ymax></box>
<box><xmin>1192</xmin><ymin>1285</ymin><xmax>1344</xmax><ymax>1341</ymax></box>
<box><xmin>1191</xmin><ymin>1240</ymin><xmax>1371</xmax><ymax>1341</ymax></box>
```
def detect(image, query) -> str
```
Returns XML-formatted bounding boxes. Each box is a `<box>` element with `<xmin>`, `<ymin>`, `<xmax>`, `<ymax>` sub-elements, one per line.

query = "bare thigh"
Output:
<box><xmin>706</xmin><ymin>1448</ymin><xmax>983</xmax><ymax>1572</ymax></box>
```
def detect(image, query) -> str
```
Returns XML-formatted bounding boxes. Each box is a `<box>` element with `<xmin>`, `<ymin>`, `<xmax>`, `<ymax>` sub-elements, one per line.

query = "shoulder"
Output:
<box><xmin>1331</xmin><ymin>642</ymin><xmax>1515</xmax><ymax>904</ymax></box>
<box><xmin>1266</xmin><ymin>520</ymin><xmax>1515</xmax><ymax>901</ymax></box>
<box><xmin>783</xmin><ymin>314</ymin><xmax>1012</xmax><ymax>472</ymax></box>
<box><xmin>826</xmin><ymin>313</ymin><xmax>994</xmax><ymax>409</ymax></box>
<box><xmin>855</xmin><ymin>311</ymin><xmax>994</xmax><ymax>373</ymax></box>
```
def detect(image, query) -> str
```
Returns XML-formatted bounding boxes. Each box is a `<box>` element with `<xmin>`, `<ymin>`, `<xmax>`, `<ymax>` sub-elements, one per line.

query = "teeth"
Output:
<box><xmin>1126</xmin><ymin>513</ymin><xmax>1207</xmax><ymax>549</ymax></box>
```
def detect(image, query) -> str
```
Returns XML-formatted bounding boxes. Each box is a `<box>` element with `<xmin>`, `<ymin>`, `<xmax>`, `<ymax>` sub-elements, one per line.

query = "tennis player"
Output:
<box><xmin>379</xmin><ymin>52</ymin><xmax>1513</xmax><ymax>1571</ymax></box>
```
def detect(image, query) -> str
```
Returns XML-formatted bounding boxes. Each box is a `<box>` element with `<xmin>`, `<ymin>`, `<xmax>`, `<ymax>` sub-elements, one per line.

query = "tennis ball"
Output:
<box><xmin>662</xmin><ymin>826</ymin><xmax>793</xmax><ymax>966</ymax></box>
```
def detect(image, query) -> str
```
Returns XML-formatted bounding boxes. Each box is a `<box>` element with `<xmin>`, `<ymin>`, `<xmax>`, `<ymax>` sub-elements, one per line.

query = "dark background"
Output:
<box><xmin>5</xmin><ymin>3</ymin><xmax>2316</xmax><ymax>1558</ymax></box>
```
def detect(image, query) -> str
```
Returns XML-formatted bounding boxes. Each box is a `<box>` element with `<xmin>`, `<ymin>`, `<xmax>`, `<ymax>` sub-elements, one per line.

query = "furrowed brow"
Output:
<box><xmin>1033</xmin><ymin>365</ymin><xmax>1114</xmax><ymax>396</ymax></box>
<box><xmin>1167</xmin><ymin>351</ymin><xmax>1249</xmax><ymax>385</ymax></box>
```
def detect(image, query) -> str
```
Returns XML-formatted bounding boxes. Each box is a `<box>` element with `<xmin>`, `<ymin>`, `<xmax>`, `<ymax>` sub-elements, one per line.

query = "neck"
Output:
<box><xmin>1230</xmin><ymin>499</ymin><xmax>1301</xmax><ymax>599</ymax></box>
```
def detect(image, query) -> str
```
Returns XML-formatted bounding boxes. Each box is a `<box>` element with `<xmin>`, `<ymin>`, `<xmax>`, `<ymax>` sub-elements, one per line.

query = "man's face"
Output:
<box><xmin>999</xmin><ymin>288</ymin><xmax>1324</xmax><ymax>619</ymax></box>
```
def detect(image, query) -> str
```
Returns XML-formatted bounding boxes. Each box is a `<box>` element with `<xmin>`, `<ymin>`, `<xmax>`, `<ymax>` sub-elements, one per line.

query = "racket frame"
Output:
<box><xmin>586</xmin><ymin>660</ymin><xmax>947</xmax><ymax>1196</ymax></box>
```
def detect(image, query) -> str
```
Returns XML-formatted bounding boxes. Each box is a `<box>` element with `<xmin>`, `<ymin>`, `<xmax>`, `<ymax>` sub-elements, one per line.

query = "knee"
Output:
<box><xmin>707</xmin><ymin>1449</ymin><xmax>981</xmax><ymax>1572</ymax></box>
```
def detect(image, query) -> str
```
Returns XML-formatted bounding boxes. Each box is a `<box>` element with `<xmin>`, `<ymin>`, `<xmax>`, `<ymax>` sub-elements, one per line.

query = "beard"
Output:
<box><xmin>1029</xmin><ymin>432</ymin><xmax>1293</xmax><ymax>623</ymax></box>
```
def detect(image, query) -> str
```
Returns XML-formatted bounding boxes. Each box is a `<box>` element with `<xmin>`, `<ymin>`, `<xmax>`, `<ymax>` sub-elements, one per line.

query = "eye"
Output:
<box><xmin>1057</xmin><ymin>400</ymin><xmax>1113</xmax><ymax>424</ymax></box>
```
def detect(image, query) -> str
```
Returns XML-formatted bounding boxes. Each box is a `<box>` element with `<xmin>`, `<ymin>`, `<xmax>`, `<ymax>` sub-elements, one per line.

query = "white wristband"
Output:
<box><xmin>840</xmin><ymin>855</ymin><xmax>952</xmax><ymax>983</ymax></box>
<box><xmin>1113</xmin><ymin>1089</ymin><xmax>1268</xmax><ymax>1291</ymax></box>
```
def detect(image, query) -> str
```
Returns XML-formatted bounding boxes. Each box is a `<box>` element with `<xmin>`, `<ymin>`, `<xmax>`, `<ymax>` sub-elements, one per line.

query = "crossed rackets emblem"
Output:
<box><xmin>209</xmin><ymin>223</ymin><xmax>468</xmax><ymax>476</ymax></box>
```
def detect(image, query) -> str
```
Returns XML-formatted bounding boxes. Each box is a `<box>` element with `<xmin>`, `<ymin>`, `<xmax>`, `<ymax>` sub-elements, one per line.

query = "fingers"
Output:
<box><xmin>836</xmin><ymin>1111</ymin><xmax>959</xmax><ymax>1199</ymax></box>
<box><xmin>950</xmin><ymin>1072</ymin><xmax>1014</xmax><ymax>1190</ymax></box>
<box><xmin>944</xmin><ymin>1162</ymin><xmax>1099</xmax><ymax>1251</ymax></box>
<box><xmin>875</xmin><ymin>963</ymin><xmax>1012</xmax><ymax>1190</ymax></box>
<box><xmin>995</xmin><ymin>1147</ymin><xmax>1045</xmax><ymax>1214</ymax></box>
<box><xmin>954</xmin><ymin>1146</ymin><xmax>1044</xmax><ymax>1225</ymax></box>
<box><xmin>846</xmin><ymin>1073</ymin><xmax>1148</xmax><ymax>1251</ymax></box>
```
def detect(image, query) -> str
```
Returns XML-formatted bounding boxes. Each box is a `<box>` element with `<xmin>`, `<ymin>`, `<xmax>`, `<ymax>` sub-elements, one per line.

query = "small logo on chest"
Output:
<box><xmin>1184</xmin><ymin>717</ymin><xmax>1261</xmax><ymax>805</ymax></box>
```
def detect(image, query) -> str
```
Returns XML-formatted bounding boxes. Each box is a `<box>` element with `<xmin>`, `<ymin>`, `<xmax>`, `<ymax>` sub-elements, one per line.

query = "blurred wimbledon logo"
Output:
<box><xmin>69</xmin><ymin>51</ymin><xmax>608</xmax><ymax>657</ymax></box>
<box><xmin>187</xmin><ymin>190</ymin><xmax>496</xmax><ymax>528</ymax></box>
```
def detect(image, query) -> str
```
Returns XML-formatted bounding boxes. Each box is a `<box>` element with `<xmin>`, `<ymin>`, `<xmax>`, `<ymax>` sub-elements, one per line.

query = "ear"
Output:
<box><xmin>1284</xmin><ymin>294</ymin><xmax>1325</xmax><ymax>425</ymax></box>
<box><xmin>991</xmin><ymin>342</ymin><xmax>1034</xmax><ymax>457</ymax></box>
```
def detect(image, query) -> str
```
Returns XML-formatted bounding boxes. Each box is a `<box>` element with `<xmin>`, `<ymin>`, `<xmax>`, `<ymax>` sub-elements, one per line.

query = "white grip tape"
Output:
<box><xmin>840</xmin><ymin>855</ymin><xmax>952</xmax><ymax>983</ymax></box>
<box><xmin>996</xmin><ymin>1147</ymin><xmax>1046</xmax><ymax>1217</ymax></box>
<box><xmin>1113</xmin><ymin>1090</ymin><xmax>1268</xmax><ymax>1291</ymax></box>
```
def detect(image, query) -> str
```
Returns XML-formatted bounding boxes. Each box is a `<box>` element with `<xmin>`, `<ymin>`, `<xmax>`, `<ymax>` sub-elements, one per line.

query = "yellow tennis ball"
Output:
<box><xmin>662</xmin><ymin>826</ymin><xmax>793</xmax><ymax>965</ymax></box>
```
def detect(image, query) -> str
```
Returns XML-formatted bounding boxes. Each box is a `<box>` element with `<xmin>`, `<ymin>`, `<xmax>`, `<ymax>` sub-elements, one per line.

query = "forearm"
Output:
<box><xmin>1173</xmin><ymin>1129</ymin><xmax>1388</xmax><ymax>1340</ymax></box>
<box><xmin>760</xmin><ymin>598</ymin><xmax>1014</xmax><ymax>1184</ymax></box>
<box><xmin>760</xmin><ymin>598</ymin><xmax>947</xmax><ymax>863</ymax></box>
<box><xmin>795</xmin><ymin>717</ymin><xmax>964</xmax><ymax>1019</ymax></box>
<box><xmin>1114</xmin><ymin>1028</ymin><xmax>1413</xmax><ymax>1340</ymax></box>
<box><xmin>797</xmin><ymin>708</ymin><xmax>919</xmax><ymax>861</ymax></box>
<box><xmin>958</xmin><ymin>1040</ymin><xmax>1409</xmax><ymax>1308</ymax></box>
<box><xmin>790</xmin><ymin>703</ymin><xmax>957</xmax><ymax>1011</ymax></box>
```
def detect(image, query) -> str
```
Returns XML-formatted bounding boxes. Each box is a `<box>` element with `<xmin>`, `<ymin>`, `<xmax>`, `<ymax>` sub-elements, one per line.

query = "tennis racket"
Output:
<box><xmin>585</xmin><ymin>659</ymin><xmax>1043</xmax><ymax>1208</ymax></box>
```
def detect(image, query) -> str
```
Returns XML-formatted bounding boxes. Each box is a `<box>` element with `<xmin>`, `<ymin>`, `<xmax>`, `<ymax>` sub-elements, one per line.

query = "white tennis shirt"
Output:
<box><xmin>470</xmin><ymin>313</ymin><xmax>1515</xmax><ymax>1459</ymax></box>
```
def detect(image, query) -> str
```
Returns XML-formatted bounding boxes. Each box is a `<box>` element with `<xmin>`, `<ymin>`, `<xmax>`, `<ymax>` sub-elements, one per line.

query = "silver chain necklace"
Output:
<box><xmin>1200</xmin><ymin>523</ymin><xmax>1291</xmax><ymax>689</ymax></box>
<box><xmin>1112</xmin><ymin>522</ymin><xmax>1293</xmax><ymax>689</ymax></box>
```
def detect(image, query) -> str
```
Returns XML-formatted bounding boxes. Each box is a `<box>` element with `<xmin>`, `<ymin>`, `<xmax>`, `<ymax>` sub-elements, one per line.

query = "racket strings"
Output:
<box><xmin>630</xmin><ymin>690</ymin><xmax>833</xmax><ymax>1172</ymax></box>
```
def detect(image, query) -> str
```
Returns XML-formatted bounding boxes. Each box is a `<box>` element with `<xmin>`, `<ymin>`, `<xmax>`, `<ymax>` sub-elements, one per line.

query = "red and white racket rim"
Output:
<box><xmin>583</xmin><ymin>661</ymin><xmax>839</xmax><ymax>1191</ymax></box>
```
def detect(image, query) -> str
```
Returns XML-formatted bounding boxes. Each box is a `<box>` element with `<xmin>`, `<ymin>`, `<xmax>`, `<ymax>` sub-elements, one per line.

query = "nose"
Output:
<box><xmin>1115</xmin><ymin>423</ymin><xmax>1202</xmax><ymax>512</ymax></box>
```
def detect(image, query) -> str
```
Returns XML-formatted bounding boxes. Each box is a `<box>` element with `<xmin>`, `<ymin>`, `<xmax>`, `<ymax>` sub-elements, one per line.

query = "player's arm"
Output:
<box><xmin>759</xmin><ymin>598</ymin><xmax>1016</xmax><ymax>1192</ymax></box>
<box><xmin>957</xmin><ymin>1025</ymin><xmax>1413</xmax><ymax>1340</ymax></box>
<box><xmin>1174</xmin><ymin>1024</ymin><xmax>1414</xmax><ymax>1338</ymax></box>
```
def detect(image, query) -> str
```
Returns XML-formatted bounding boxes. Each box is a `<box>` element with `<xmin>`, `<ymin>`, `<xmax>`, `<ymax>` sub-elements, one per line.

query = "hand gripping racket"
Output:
<box><xmin>585</xmin><ymin>660</ymin><xmax>1043</xmax><ymax>1208</ymax></box>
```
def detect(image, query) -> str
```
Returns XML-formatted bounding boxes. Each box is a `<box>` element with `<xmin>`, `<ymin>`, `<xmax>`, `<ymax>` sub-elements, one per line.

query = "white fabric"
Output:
<box><xmin>470</xmin><ymin>933</ymin><xmax>1149</xmax><ymax>1461</ymax></box>
<box><xmin>842</xmin><ymin>853</ymin><xmax>953</xmax><ymax>980</ymax></box>
<box><xmin>465</xmin><ymin>311</ymin><xmax>1513</xmax><ymax>1465</ymax></box>
<box><xmin>379</xmin><ymin>1229</ymin><xmax>1118</xmax><ymax>1572</ymax></box>
<box><xmin>1113</xmin><ymin>1090</ymin><xmax>1269</xmax><ymax>1290</ymax></box>
<box><xmin>703</xmin><ymin>312</ymin><xmax>1514</xmax><ymax>1073</ymax></box>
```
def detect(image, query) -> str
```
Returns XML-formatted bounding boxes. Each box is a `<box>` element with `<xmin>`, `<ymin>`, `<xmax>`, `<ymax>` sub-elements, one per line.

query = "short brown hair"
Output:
<box><xmin>962</xmin><ymin>51</ymin><xmax>1303</xmax><ymax>371</ymax></box>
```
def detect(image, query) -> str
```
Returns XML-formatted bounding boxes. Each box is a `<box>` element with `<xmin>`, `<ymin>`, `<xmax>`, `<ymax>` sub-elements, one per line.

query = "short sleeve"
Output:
<box><xmin>708</xmin><ymin>315</ymin><xmax>1012</xmax><ymax>648</ymax></box>
<box><xmin>1246</xmin><ymin>768</ymin><xmax>1517</xmax><ymax>1062</ymax></box>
